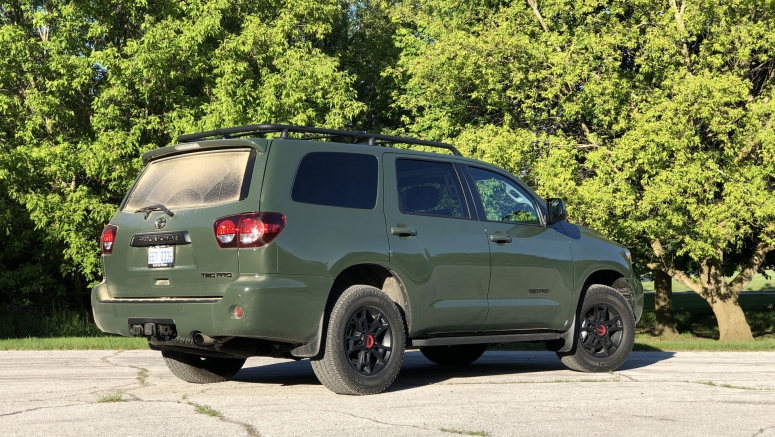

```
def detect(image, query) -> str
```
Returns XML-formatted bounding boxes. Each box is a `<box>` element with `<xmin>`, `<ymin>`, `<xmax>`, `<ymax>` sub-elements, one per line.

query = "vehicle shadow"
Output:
<box><xmin>232</xmin><ymin>350</ymin><xmax>676</xmax><ymax>390</ymax></box>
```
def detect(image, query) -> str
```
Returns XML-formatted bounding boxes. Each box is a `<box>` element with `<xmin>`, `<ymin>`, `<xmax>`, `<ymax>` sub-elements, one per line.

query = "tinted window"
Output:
<box><xmin>396</xmin><ymin>159</ymin><xmax>467</xmax><ymax>218</ymax></box>
<box><xmin>124</xmin><ymin>149</ymin><xmax>251</xmax><ymax>211</ymax></box>
<box><xmin>469</xmin><ymin>167</ymin><xmax>540</xmax><ymax>224</ymax></box>
<box><xmin>292</xmin><ymin>152</ymin><xmax>378</xmax><ymax>209</ymax></box>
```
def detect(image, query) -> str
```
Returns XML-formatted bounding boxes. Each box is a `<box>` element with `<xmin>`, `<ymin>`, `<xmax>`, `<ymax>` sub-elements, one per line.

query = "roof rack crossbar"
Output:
<box><xmin>176</xmin><ymin>124</ymin><xmax>461</xmax><ymax>156</ymax></box>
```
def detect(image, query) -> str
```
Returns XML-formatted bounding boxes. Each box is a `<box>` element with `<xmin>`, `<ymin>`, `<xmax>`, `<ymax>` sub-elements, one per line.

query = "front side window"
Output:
<box><xmin>124</xmin><ymin>149</ymin><xmax>252</xmax><ymax>211</ymax></box>
<box><xmin>469</xmin><ymin>167</ymin><xmax>540</xmax><ymax>224</ymax></box>
<box><xmin>396</xmin><ymin>159</ymin><xmax>468</xmax><ymax>218</ymax></box>
<box><xmin>292</xmin><ymin>152</ymin><xmax>378</xmax><ymax>209</ymax></box>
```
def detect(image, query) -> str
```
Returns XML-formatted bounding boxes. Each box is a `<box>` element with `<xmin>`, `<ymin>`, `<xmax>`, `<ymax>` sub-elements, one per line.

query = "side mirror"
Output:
<box><xmin>546</xmin><ymin>198</ymin><xmax>567</xmax><ymax>225</ymax></box>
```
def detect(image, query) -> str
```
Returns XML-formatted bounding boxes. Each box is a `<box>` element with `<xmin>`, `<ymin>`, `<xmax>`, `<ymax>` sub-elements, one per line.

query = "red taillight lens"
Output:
<box><xmin>213</xmin><ymin>213</ymin><xmax>285</xmax><ymax>249</ymax></box>
<box><xmin>216</xmin><ymin>219</ymin><xmax>237</xmax><ymax>245</ymax></box>
<box><xmin>101</xmin><ymin>225</ymin><xmax>118</xmax><ymax>255</ymax></box>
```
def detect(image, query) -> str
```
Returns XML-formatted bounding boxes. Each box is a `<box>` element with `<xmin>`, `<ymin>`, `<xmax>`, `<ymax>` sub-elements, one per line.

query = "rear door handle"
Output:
<box><xmin>489</xmin><ymin>234</ymin><xmax>512</xmax><ymax>244</ymax></box>
<box><xmin>390</xmin><ymin>226</ymin><xmax>418</xmax><ymax>237</ymax></box>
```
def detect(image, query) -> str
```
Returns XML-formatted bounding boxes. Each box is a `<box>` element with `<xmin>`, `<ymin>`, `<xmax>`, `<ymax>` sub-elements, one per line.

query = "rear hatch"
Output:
<box><xmin>103</xmin><ymin>142</ymin><xmax>265</xmax><ymax>298</ymax></box>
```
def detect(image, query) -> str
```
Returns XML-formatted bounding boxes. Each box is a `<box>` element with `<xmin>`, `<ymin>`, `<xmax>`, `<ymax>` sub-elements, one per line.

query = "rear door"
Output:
<box><xmin>383</xmin><ymin>154</ymin><xmax>491</xmax><ymax>336</ymax></box>
<box><xmin>104</xmin><ymin>146</ymin><xmax>263</xmax><ymax>298</ymax></box>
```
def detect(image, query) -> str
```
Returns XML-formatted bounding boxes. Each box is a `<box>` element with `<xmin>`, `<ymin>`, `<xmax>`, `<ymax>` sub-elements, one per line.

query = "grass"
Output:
<box><xmin>641</xmin><ymin>270</ymin><xmax>775</xmax><ymax>292</ymax></box>
<box><xmin>0</xmin><ymin>336</ymin><xmax>148</xmax><ymax>350</ymax></box>
<box><xmin>188</xmin><ymin>401</ymin><xmax>223</xmax><ymax>418</ymax></box>
<box><xmin>439</xmin><ymin>428</ymin><xmax>488</xmax><ymax>436</ymax></box>
<box><xmin>693</xmin><ymin>381</ymin><xmax>773</xmax><ymax>391</ymax></box>
<box><xmin>96</xmin><ymin>392</ymin><xmax>125</xmax><ymax>403</ymax></box>
<box><xmin>136</xmin><ymin>367</ymin><xmax>149</xmax><ymax>384</ymax></box>
<box><xmin>633</xmin><ymin>334</ymin><xmax>775</xmax><ymax>351</ymax></box>
<box><xmin>636</xmin><ymin>289</ymin><xmax>775</xmax><ymax>339</ymax></box>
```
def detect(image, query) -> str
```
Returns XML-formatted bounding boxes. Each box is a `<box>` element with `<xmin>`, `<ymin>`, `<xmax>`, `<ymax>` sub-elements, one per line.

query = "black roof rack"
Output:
<box><xmin>176</xmin><ymin>124</ymin><xmax>462</xmax><ymax>156</ymax></box>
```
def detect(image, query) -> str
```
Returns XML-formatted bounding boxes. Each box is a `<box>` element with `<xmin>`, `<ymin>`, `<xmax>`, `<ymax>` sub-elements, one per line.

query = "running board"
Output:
<box><xmin>409</xmin><ymin>332</ymin><xmax>561</xmax><ymax>347</ymax></box>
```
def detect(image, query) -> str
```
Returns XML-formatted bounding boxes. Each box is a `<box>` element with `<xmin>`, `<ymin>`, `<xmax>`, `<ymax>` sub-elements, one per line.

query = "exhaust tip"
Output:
<box><xmin>194</xmin><ymin>332</ymin><xmax>215</xmax><ymax>346</ymax></box>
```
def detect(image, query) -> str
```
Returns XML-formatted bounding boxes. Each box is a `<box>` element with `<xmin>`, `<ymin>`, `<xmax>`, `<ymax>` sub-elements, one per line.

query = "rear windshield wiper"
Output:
<box><xmin>135</xmin><ymin>204</ymin><xmax>175</xmax><ymax>220</ymax></box>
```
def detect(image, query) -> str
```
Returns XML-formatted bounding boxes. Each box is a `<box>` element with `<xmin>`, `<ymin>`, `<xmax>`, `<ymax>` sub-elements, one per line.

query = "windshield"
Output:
<box><xmin>124</xmin><ymin>149</ymin><xmax>251</xmax><ymax>211</ymax></box>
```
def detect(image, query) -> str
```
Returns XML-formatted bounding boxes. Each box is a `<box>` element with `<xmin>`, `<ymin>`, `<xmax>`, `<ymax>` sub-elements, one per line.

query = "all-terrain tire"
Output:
<box><xmin>557</xmin><ymin>284</ymin><xmax>635</xmax><ymax>373</ymax></box>
<box><xmin>310</xmin><ymin>284</ymin><xmax>406</xmax><ymax>395</ymax></box>
<box><xmin>420</xmin><ymin>344</ymin><xmax>487</xmax><ymax>366</ymax></box>
<box><xmin>162</xmin><ymin>350</ymin><xmax>246</xmax><ymax>383</ymax></box>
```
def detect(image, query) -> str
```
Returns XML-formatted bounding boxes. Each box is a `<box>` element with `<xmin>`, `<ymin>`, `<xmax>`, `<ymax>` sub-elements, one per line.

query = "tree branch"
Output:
<box><xmin>649</xmin><ymin>239</ymin><xmax>702</xmax><ymax>293</ymax></box>
<box><xmin>668</xmin><ymin>0</ymin><xmax>691</xmax><ymax>71</ymax></box>
<box><xmin>526</xmin><ymin>0</ymin><xmax>549</xmax><ymax>33</ymax></box>
<box><xmin>729</xmin><ymin>240</ymin><xmax>775</xmax><ymax>293</ymax></box>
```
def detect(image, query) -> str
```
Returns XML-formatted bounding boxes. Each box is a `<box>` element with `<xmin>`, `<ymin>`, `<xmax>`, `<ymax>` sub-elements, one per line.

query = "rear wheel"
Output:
<box><xmin>311</xmin><ymin>285</ymin><xmax>406</xmax><ymax>395</ymax></box>
<box><xmin>420</xmin><ymin>344</ymin><xmax>487</xmax><ymax>366</ymax></box>
<box><xmin>162</xmin><ymin>350</ymin><xmax>246</xmax><ymax>383</ymax></box>
<box><xmin>557</xmin><ymin>285</ymin><xmax>635</xmax><ymax>373</ymax></box>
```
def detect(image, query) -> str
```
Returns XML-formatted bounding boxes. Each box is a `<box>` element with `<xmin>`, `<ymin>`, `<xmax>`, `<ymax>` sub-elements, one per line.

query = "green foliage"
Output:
<box><xmin>1</xmin><ymin>0</ymin><xmax>773</xmax><ymax>341</ymax></box>
<box><xmin>0</xmin><ymin>0</ymin><xmax>383</xmax><ymax>311</ymax></box>
<box><xmin>389</xmin><ymin>0</ymin><xmax>775</xmax><ymax>338</ymax></box>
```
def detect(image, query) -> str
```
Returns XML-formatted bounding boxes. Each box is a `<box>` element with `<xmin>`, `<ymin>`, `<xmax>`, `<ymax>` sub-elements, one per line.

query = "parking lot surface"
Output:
<box><xmin>1</xmin><ymin>350</ymin><xmax>773</xmax><ymax>436</ymax></box>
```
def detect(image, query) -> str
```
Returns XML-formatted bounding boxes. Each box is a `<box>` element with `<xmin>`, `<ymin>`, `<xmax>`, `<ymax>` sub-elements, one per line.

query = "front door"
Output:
<box><xmin>383</xmin><ymin>154</ymin><xmax>491</xmax><ymax>336</ymax></box>
<box><xmin>465</xmin><ymin>166</ymin><xmax>575</xmax><ymax>331</ymax></box>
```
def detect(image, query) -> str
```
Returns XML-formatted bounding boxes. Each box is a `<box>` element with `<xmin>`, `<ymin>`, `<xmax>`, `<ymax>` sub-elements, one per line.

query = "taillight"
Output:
<box><xmin>216</xmin><ymin>219</ymin><xmax>237</xmax><ymax>245</ymax></box>
<box><xmin>101</xmin><ymin>225</ymin><xmax>118</xmax><ymax>255</ymax></box>
<box><xmin>213</xmin><ymin>213</ymin><xmax>285</xmax><ymax>249</ymax></box>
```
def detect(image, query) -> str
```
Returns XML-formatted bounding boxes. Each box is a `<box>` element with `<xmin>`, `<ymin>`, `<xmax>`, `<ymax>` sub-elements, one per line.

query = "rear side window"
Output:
<box><xmin>124</xmin><ymin>149</ymin><xmax>252</xmax><ymax>211</ymax></box>
<box><xmin>291</xmin><ymin>152</ymin><xmax>378</xmax><ymax>209</ymax></box>
<box><xmin>396</xmin><ymin>159</ymin><xmax>468</xmax><ymax>218</ymax></box>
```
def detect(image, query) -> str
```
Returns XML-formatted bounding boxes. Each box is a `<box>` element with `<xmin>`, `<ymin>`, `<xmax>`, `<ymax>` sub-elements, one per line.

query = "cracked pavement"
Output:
<box><xmin>1</xmin><ymin>350</ymin><xmax>774</xmax><ymax>436</ymax></box>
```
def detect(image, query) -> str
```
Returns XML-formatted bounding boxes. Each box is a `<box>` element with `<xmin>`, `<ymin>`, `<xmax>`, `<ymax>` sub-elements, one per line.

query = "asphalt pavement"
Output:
<box><xmin>1</xmin><ymin>349</ymin><xmax>773</xmax><ymax>437</ymax></box>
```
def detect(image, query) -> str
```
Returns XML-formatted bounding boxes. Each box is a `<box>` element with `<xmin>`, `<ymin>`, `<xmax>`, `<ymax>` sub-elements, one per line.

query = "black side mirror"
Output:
<box><xmin>546</xmin><ymin>198</ymin><xmax>567</xmax><ymax>225</ymax></box>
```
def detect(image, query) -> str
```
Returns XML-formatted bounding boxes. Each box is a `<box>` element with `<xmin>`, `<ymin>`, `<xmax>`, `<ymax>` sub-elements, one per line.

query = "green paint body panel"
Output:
<box><xmin>382</xmin><ymin>153</ymin><xmax>491</xmax><ymax>336</ymax></box>
<box><xmin>92</xmin><ymin>135</ymin><xmax>643</xmax><ymax>353</ymax></box>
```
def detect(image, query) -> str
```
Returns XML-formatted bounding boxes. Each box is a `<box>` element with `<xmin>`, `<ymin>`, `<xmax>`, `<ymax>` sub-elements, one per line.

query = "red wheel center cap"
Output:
<box><xmin>364</xmin><ymin>334</ymin><xmax>375</xmax><ymax>349</ymax></box>
<box><xmin>596</xmin><ymin>325</ymin><xmax>607</xmax><ymax>336</ymax></box>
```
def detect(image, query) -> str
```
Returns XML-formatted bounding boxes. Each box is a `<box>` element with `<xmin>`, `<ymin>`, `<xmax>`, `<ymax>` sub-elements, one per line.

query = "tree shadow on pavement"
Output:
<box><xmin>232</xmin><ymin>350</ymin><xmax>676</xmax><ymax>391</ymax></box>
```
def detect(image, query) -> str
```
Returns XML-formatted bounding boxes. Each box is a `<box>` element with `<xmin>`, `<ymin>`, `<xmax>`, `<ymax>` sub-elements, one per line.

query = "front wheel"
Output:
<box><xmin>311</xmin><ymin>284</ymin><xmax>406</xmax><ymax>395</ymax></box>
<box><xmin>557</xmin><ymin>284</ymin><xmax>635</xmax><ymax>373</ymax></box>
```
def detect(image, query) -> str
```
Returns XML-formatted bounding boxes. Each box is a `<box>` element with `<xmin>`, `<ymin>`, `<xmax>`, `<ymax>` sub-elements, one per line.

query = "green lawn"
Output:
<box><xmin>641</xmin><ymin>270</ymin><xmax>775</xmax><ymax>292</ymax></box>
<box><xmin>0</xmin><ymin>336</ymin><xmax>148</xmax><ymax>351</ymax></box>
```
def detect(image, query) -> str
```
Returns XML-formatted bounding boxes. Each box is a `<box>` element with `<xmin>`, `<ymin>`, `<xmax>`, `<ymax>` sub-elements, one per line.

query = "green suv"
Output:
<box><xmin>93</xmin><ymin>124</ymin><xmax>643</xmax><ymax>395</ymax></box>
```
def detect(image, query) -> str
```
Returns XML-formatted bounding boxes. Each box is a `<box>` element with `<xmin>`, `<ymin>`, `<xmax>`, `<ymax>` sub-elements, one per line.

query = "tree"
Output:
<box><xmin>0</xmin><ymin>0</ymin><xmax>370</xmax><ymax>311</ymax></box>
<box><xmin>388</xmin><ymin>0</ymin><xmax>775</xmax><ymax>340</ymax></box>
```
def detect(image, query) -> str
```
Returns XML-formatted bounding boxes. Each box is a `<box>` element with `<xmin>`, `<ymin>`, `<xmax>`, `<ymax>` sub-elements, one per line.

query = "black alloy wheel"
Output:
<box><xmin>556</xmin><ymin>284</ymin><xmax>635</xmax><ymax>373</ymax></box>
<box><xmin>579</xmin><ymin>303</ymin><xmax>624</xmax><ymax>358</ymax></box>
<box><xmin>344</xmin><ymin>307</ymin><xmax>393</xmax><ymax>375</ymax></box>
<box><xmin>310</xmin><ymin>284</ymin><xmax>406</xmax><ymax>395</ymax></box>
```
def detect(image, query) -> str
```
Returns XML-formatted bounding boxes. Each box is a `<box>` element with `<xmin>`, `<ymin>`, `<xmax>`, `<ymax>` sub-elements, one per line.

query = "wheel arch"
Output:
<box><xmin>551</xmin><ymin>268</ymin><xmax>636</xmax><ymax>354</ymax></box>
<box><xmin>580</xmin><ymin>269</ymin><xmax>636</xmax><ymax>312</ymax></box>
<box><xmin>327</xmin><ymin>263</ymin><xmax>412</xmax><ymax>335</ymax></box>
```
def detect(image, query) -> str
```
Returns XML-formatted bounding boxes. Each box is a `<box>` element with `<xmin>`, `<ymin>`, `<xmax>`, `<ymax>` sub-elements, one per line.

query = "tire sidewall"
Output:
<box><xmin>327</xmin><ymin>288</ymin><xmax>405</xmax><ymax>392</ymax></box>
<box><xmin>573</xmin><ymin>287</ymin><xmax>635</xmax><ymax>371</ymax></box>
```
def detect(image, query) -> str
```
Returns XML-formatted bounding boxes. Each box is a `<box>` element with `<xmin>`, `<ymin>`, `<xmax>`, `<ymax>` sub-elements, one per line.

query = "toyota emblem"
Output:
<box><xmin>154</xmin><ymin>217</ymin><xmax>167</xmax><ymax>229</ymax></box>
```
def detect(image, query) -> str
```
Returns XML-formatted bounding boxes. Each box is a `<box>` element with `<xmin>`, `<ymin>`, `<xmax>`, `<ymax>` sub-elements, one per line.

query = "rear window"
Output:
<box><xmin>124</xmin><ymin>149</ymin><xmax>252</xmax><ymax>211</ymax></box>
<box><xmin>291</xmin><ymin>152</ymin><xmax>378</xmax><ymax>209</ymax></box>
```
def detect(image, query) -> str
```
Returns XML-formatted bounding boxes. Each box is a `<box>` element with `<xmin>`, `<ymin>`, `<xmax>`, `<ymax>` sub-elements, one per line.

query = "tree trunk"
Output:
<box><xmin>653</xmin><ymin>269</ymin><xmax>679</xmax><ymax>337</ymax></box>
<box><xmin>709</xmin><ymin>298</ymin><xmax>753</xmax><ymax>341</ymax></box>
<box><xmin>699</xmin><ymin>260</ymin><xmax>754</xmax><ymax>342</ymax></box>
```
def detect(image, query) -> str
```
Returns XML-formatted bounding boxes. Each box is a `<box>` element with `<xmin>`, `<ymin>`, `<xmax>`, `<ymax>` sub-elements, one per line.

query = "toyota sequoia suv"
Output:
<box><xmin>92</xmin><ymin>124</ymin><xmax>643</xmax><ymax>395</ymax></box>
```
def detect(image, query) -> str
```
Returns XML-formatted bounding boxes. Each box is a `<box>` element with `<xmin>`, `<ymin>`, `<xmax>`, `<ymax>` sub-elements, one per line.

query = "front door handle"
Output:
<box><xmin>489</xmin><ymin>233</ymin><xmax>512</xmax><ymax>244</ymax></box>
<box><xmin>390</xmin><ymin>226</ymin><xmax>418</xmax><ymax>237</ymax></box>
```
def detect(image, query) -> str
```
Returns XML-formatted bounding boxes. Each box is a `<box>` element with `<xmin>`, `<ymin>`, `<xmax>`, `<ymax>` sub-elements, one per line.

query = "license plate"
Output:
<box><xmin>148</xmin><ymin>246</ymin><xmax>174</xmax><ymax>268</ymax></box>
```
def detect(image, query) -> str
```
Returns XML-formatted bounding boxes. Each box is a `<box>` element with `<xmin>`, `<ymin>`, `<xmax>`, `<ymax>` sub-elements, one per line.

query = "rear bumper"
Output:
<box><xmin>92</xmin><ymin>274</ymin><xmax>332</xmax><ymax>344</ymax></box>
